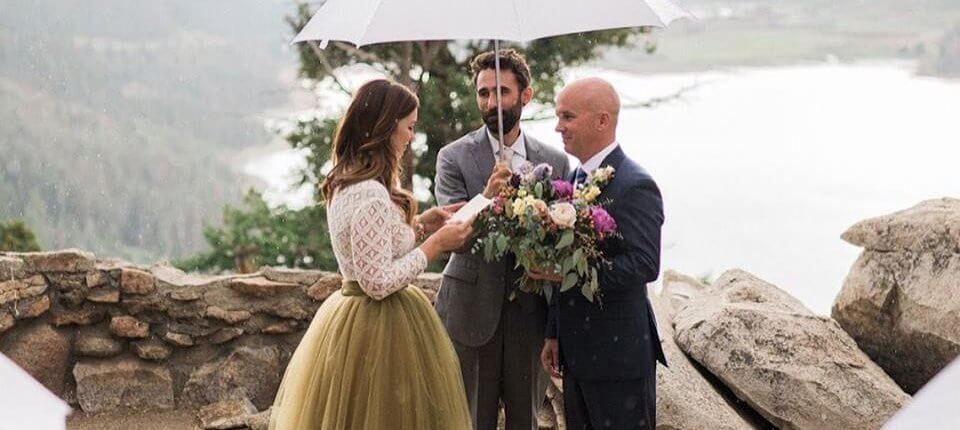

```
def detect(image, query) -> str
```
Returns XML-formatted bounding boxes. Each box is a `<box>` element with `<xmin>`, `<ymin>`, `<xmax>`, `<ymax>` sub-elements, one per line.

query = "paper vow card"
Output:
<box><xmin>449</xmin><ymin>194</ymin><xmax>492</xmax><ymax>223</ymax></box>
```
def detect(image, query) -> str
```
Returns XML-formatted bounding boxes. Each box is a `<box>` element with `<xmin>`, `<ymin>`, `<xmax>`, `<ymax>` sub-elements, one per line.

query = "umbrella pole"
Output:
<box><xmin>494</xmin><ymin>40</ymin><xmax>506</xmax><ymax>163</ymax></box>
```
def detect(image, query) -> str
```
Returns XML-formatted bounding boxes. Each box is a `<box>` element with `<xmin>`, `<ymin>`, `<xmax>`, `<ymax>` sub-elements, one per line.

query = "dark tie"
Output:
<box><xmin>570</xmin><ymin>167</ymin><xmax>588</xmax><ymax>185</ymax></box>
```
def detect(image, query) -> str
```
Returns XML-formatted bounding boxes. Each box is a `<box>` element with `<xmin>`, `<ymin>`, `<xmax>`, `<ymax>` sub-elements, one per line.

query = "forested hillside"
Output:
<box><xmin>0</xmin><ymin>0</ymin><xmax>293</xmax><ymax>261</ymax></box>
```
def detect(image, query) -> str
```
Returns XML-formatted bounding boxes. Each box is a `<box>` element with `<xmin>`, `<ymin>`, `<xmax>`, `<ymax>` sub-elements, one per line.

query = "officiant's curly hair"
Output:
<box><xmin>321</xmin><ymin>79</ymin><xmax>419</xmax><ymax>224</ymax></box>
<box><xmin>470</xmin><ymin>49</ymin><xmax>531</xmax><ymax>92</ymax></box>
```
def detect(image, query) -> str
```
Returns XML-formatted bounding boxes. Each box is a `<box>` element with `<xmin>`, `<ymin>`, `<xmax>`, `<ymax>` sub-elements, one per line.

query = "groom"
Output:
<box><xmin>434</xmin><ymin>49</ymin><xmax>569</xmax><ymax>429</ymax></box>
<box><xmin>536</xmin><ymin>78</ymin><xmax>667</xmax><ymax>429</ymax></box>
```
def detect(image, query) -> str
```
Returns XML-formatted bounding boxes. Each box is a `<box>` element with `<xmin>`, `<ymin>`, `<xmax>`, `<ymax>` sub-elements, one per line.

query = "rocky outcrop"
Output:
<box><xmin>675</xmin><ymin>269</ymin><xmax>909</xmax><ymax>430</ymax></box>
<box><xmin>651</xmin><ymin>285</ymin><xmax>761</xmax><ymax>430</ymax></box>
<box><xmin>833</xmin><ymin>198</ymin><xmax>960</xmax><ymax>394</ymax></box>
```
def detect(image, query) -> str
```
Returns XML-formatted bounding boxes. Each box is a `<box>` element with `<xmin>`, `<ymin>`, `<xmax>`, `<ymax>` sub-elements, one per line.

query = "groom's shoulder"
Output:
<box><xmin>438</xmin><ymin>128</ymin><xmax>484</xmax><ymax>158</ymax></box>
<box><xmin>526</xmin><ymin>134</ymin><xmax>567</xmax><ymax>165</ymax></box>
<box><xmin>618</xmin><ymin>155</ymin><xmax>657</xmax><ymax>188</ymax></box>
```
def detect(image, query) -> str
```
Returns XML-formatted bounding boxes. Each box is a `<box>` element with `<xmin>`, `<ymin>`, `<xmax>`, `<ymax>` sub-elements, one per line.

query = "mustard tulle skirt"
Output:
<box><xmin>269</xmin><ymin>282</ymin><xmax>472</xmax><ymax>430</ymax></box>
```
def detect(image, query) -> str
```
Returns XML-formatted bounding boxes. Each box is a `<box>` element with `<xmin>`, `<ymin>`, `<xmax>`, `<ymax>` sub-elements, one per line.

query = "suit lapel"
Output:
<box><xmin>597</xmin><ymin>145</ymin><xmax>628</xmax><ymax>200</ymax></box>
<box><xmin>470</xmin><ymin>127</ymin><xmax>496</xmax><ymax>183</ymax></box>
<box><xmin>524</xmin><ymin>134</ymin><xmax>544</xmax><ymax>165</ymax></box>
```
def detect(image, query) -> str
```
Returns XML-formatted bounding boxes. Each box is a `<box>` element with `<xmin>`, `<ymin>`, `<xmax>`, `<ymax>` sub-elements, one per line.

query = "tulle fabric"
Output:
<box><xmin>269</xmin><ymin>282</ymin><xmax>472</xmax><ymax>430</ymax></box>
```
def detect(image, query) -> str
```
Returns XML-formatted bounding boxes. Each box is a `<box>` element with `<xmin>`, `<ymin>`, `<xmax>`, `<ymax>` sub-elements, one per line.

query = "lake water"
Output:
<box><xmin>244</xmin><ymin>60</ymin><xmax>960</xmax><ymax>315</ymax></box>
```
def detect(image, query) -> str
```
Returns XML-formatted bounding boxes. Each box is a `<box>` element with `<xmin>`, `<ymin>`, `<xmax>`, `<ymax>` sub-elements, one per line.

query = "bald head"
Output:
<box><xmin>555</xmin><ymin>77</ymin><xmax>621</xmax><ymax>162</ymax></box>
<box><xmin>560</xmin><ymin>77</ymin><xmax>621</xmax><ymax>122</ymax></box>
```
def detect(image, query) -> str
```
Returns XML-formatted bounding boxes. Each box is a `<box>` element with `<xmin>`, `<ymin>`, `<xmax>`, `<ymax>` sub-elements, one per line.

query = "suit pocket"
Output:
<box><xmin>443</xmin><ymin>264</ymin><xmax>479</xmax><ymax>284</ymax></box>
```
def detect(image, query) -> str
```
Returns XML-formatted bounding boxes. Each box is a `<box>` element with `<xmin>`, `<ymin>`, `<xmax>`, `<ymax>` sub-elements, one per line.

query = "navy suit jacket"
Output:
<box><xmin>546</xmin><ymin>146</ymin><xmax>667</xmax><ymax>381</ymax></box>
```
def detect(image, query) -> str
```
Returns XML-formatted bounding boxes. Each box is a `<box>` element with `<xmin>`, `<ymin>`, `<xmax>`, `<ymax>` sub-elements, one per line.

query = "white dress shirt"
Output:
<box><xmin>573</xmin><ymin>141</ymin><xmax>619</xmax><ymax>187</ymax></box>
<box><xmin>579</xmin><ymin>141</ymin><xmax>619</xmax><ymax>173</ymax></box>
<box><xmin>487</xmin><ymin>128</ymin><xmax>528</xmax><ymax>171</ymax></box>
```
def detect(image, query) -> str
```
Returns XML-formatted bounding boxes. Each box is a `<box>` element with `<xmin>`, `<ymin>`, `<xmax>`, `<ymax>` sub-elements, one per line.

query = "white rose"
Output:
<box><xmin>549</xmin><ymin>202</ymin><xmax>577</xmax><ymax>229</ymax></box>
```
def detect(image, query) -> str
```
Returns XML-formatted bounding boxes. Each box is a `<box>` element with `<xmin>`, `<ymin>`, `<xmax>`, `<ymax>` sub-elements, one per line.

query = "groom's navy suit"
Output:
<box><xmin>546</xmin><ymin>146</ymin><xmax>667</xmax><ymax>429</ymax></box>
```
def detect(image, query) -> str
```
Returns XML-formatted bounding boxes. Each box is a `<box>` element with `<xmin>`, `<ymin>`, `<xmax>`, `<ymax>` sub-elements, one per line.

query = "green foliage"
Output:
<box><xmin>174</xmin><ymin>190</ymin><xmax>337</xmax><ymax>273</ymax></box>
<box><xmin>0</xmin><ymin>219</ymin><xmax>41</xmax><ymax>252</ymax></box>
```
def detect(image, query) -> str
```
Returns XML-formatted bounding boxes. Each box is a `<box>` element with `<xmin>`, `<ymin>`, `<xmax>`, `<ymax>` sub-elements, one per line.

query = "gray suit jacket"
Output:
<box><xmin>434</xmin><ymin>127</ymin><xmax>570</xmax><ymax>347</ymax></box>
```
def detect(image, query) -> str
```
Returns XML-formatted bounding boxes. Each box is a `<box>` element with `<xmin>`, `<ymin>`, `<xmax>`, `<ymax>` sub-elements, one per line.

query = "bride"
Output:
<box><xmin>270</xmin><ymin>79</ymin><xmax>473</xmax><ymax>429</ymax></box>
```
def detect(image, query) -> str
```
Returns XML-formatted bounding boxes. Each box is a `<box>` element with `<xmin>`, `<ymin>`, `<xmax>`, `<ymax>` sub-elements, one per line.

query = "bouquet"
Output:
<box><xmin>471</xmin><ymin>162</ymin><xmax>619</xmax><ymax>302</ymax></box>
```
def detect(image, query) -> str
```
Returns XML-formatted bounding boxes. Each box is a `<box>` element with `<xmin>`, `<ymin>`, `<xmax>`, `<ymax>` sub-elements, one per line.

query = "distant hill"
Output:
<box><xmin>0</xmin><ymin>0</ymin><xmax>295</xmax><ymax>261</ymax></box>
<box><xmin>604</xmin><ymin>0</ymin><xmax>960</xmax><ymax>73</ymax></box>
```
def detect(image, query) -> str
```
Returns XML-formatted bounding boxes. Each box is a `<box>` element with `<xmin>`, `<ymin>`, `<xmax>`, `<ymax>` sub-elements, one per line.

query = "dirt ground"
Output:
<box><xmin>66</xmin><ymin>408</ymin><xmax>200</xmax><ymax>430</ymax></box>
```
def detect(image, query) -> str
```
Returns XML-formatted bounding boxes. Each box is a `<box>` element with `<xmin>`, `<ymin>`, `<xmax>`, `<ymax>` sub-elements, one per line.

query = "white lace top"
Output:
<box><xmin>327</xmin><ymin>180</ymin><xmax>428</xmax><ymax>300</ymax></box>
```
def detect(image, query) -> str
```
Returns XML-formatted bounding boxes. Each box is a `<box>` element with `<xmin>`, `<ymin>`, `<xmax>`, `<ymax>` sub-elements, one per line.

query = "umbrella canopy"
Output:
<box><xmin>292</xmin><ymin>0</ymin><xmax>692</xmax><ymax>159</ymax></box>
<box><xmin>0</xmin><ymin>353</ymin><xmax>71</xmax><ymax>430</ymax></box>
<box><xmin>293</xmin><ymin>0</ymin><xmax>690</xmax><ymax>46</ymax></box>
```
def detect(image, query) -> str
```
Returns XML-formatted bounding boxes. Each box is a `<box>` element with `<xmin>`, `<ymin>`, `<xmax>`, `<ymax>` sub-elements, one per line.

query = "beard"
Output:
<box><xmin>483</xmin><ymin>99</ymin><xmax>523</xmax><ymax>136</ymax></box>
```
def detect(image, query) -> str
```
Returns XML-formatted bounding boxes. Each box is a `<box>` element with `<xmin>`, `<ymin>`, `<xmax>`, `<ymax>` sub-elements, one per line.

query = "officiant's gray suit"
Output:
<box><xmin>435</xmin><ymin>126</ymin><xmax>569</xmax><ymax>430</ymax></box>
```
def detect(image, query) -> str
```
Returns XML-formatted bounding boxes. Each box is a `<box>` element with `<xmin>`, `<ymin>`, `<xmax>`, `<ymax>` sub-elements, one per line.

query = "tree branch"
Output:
<box><xmin>306</xmin><ymin>41</ymin><xmax>350</xmax><ymax>94</ymax></box>
<box><xmin>622</xmin><ymin>82</ymin><xmax>700</xmax><ymax>109</ymax></box>
<box><xmin>415</xmin><ymin>41</ymin><xmax>445</xmax><ymax>92</ymax></box>
<box><xmin>521</xmin><ymin>81</ymin><xmax>701</xmax><ymax>122</ymax></box>
<box><xmin>333</xmin><ymin>41</ymin><xmax>385</xmax><ymax>64</ymax></box>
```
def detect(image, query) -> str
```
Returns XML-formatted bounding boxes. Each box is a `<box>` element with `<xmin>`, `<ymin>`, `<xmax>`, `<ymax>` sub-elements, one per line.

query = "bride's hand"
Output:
<box><xmin>419</xmin><ymin>219</ymin><xmax>474</xmax><ymax>262</ymax></box>
<box><xmin>418</xmin><ymin>202</ymin><xmax>467</xmax><ymax>235</ymax></box>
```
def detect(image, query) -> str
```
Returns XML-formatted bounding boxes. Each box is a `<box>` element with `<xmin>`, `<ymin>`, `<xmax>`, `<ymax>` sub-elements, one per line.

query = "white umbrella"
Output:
<box><xmin>0</xmin><ymin>353</ymin><xmax>72</xmax><ymax>430</ymax></box>
<box><xmin>292</xmin><ymin>0</ymin><xmax>692</xmax><ymax>158</ymax></box>
<box><xmin>882</xmin><ymin>356</ymin><xmax>960</xmax><ymax>430</ymax></box>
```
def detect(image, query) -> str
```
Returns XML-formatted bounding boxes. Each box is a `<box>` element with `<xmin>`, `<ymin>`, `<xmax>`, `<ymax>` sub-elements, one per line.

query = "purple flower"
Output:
<box><xmin>590</xmin><ymin>207</ymin><xmax>618</xmax><ymax>236</ymax></box>
<box><xmin>532</xmin><ymin>163</ymin><xmax>554</xmax><ymax>181</ymax></box>
<box><xmin>516</xmin><ymin>162</ymin><xmax>534</xmax><ymax>176</ymax></box>
<box><xmin>552</xmin><ymin>180</ymin><xmax>573</xmax><ymax>200</ymax></box>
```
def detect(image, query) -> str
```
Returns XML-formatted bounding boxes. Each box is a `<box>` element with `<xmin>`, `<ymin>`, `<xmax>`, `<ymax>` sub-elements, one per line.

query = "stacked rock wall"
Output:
<box><xmin>0</xmin><ymin>249</ymin><xmax>440</xmax><ymax>416</ymax></box>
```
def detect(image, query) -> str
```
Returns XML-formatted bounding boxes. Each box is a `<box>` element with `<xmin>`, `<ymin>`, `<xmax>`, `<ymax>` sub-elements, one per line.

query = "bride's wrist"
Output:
<box><xmin>419</xmin><ymin>238</ymin><xmax>441</xmax><ymax>262</ymax></box>
<box><xmin>414</xmin><ymin>216</ymin><xmax>427</xmax><ymax>241</ymax></box>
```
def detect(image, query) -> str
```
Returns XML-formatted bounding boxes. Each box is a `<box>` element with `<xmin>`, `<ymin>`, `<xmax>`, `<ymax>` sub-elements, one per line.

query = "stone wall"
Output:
<box><xmin>0</xmin><ymin>249</ymin><xmax>440</xmax><ymax>423</ymax></box>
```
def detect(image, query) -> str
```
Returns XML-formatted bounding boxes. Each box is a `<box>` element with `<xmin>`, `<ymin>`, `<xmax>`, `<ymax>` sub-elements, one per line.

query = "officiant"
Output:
<box><xmin>433</xmin><ymin>49</ymin><xmax>570</xmax><ymax>430</ymax></box>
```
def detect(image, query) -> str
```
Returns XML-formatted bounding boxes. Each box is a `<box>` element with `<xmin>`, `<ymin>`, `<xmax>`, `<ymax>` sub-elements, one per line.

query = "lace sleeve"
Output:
<box><xmin>349</xmin><ymin>196</ymin><xmax>428</xmax><ymax>300</ymax></box>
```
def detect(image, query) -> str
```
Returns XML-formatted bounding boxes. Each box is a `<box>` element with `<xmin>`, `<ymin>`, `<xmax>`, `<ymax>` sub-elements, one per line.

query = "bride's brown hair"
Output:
<box><xmin>321</xmin><ymin>79</ymin><xmax>419</xmax><ymax>224</ymax></box>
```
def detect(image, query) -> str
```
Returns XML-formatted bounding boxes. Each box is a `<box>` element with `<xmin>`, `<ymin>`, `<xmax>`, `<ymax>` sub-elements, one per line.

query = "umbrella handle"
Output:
<box><xmin>494</xmin><ymin>40</ymin><xmax>507</xmax><ymax>164</ymax></box>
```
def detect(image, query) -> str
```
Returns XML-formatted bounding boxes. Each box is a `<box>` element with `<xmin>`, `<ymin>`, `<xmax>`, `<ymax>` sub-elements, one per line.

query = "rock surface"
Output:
<box><xmin>197</xmin><ymin>397</ymin><xmax>258</xmax><ymax>429</ymax></box>
<box><xmin>227</xmin><ymin>276</ymin><xmax>300</xmax><ymax>298</ymax></box>
<box><xmin>75</xmin><ymin>326</ymin><xmax>125</xmax><ymax>358</ymax></box>
<box><xmin>675</xmin><ymin>269</ymin><xmax>910</xmax><ymax>430</ymax></box>
<box><xmin>833</xmin><ymin>197</ymin><xmax>960</xmax><ymax>393</ymax></box>
<box><xmin>110</xmin><ymin>315</ymin><xmax>150</xmax><ymax>338</ymax></box>
<box><xmin>652</xmin><ymin>281</ymin><xmax>761</xmax><ymax>430</ymax></box>
<box><xmin>19</xmin><ymin>249</ymin><xmax>96</xmax><ymax>273</ymax></box>
<box><xmin>0</xmin><ymin>323</ymin><xmax>72</xmax><ymax>396</ymax></box>
<box><xmin>74</xmin><ymin>357</ymin><xmax>174</xmax><ymax>412</ymax></box>
<box><xmin>121</xmin><ymin>268</ymin><xmax>157</xmax><ymax>295</ymax></box>
<box><xmin>182</xmin><ymin>345</ymin><xmax>282</xmax><ymax>410</ymax></box>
